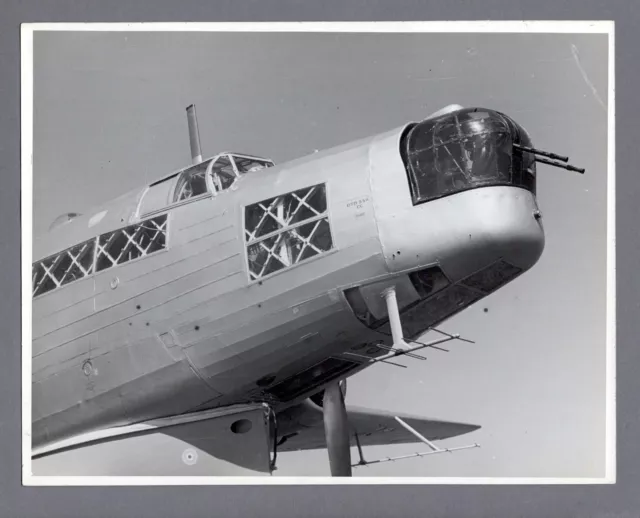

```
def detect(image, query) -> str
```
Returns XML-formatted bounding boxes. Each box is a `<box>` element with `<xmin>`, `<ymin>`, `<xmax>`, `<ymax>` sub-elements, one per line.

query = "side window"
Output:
<box><xmin>32</xmin><ymin>239</ymin><xmax>96</xmax><ymax>297</ymax></box>
<box><xmin>96</xmin><ymin>215</ymin><xmax>168</xmax><ymax>272</ymax></box>
<box><xmin>32</xmin><ymin>215</ymin><xmax>169</xmax><ymax>298</ymax></box>
<box><xmin>244</xmin><ymin>183</ymin><xmax>333</xmax><ymax>280</ymax></box>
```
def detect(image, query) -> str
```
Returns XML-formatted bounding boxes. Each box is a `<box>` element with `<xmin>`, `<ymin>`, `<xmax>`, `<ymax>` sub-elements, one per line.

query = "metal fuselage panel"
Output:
<box><xmin>32</xmin><ymin>119</ymin><xmax>545</xmax><ymax>449</ymax></box>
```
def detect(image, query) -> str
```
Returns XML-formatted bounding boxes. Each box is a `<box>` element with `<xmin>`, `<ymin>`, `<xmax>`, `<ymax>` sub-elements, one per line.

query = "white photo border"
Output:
<box><xmin>20</xmin><ymin>20</ymin><xmax>616</xmax><ymax>486</ymax></box>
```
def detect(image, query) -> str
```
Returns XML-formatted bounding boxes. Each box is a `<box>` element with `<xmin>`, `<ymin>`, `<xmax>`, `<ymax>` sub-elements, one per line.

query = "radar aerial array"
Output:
<box><xmin>352</xmin><ymin>418</ymin><xmax>480</xmax><ymax>469</ymax></box>
<box><xmin>343</xmin><ymin>284</ymin><xmax>479</xmax><ymax>470</ymax></box>
<box><xmin>345</xmin><ymin>284</ymin><xmax>475</xmax><ymax>369</ymax></box>
<box><xmin>345</xmin><ymin>325</ymin><xmax>481</xmax><ymax>470</ymax></box>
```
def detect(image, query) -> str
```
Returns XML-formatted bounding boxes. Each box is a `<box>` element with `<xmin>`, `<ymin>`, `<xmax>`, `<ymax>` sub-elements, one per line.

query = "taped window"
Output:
<box><xmin>96</xmin><ymin>214</ymin><xmax>168</xmax><ymax>272</ymax></box>
<box><xmin>244</xmin><ymin>184</ymin><xmax>333</xmax><ymax>280</ymax></box>
<box><xmin>32</xmin><ymin>239</ymin><xmax>95</xmax><ymax>297</ymax></box>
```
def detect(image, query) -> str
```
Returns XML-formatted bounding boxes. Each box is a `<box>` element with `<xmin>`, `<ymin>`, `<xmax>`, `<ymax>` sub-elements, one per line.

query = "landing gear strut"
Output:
<box><xmin>322</xmin><ymin>381</ymin><xmax>352</xmax><ymax>477</ymax></box>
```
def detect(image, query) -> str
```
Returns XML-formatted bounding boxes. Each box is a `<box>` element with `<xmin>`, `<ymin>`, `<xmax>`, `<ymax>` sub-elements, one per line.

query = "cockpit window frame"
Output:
<box><xmin>231</xmin><ymin>154</ymin><xmax>275</xmax><ymax>174</ymax></box>
<box><xmin>173</xmin><ymin>159</ymin><xmax>213</xmax><ymax>203</ymax></box>
<box><xmin>169</xmin><ymin>153</ymin><xmax>275</xmax><ymax>206</ymax></box>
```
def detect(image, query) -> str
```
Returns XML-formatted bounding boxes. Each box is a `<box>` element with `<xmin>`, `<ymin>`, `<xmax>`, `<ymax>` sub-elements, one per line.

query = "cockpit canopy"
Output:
<box><xmin>401</xmin><ymin>108</ymin><xmax>537</xmax><ymax>205</ymax></box>
<box><xmin>173</xmin><ymin>153</ymin><xmax>274</xmax><ymax>203</ymax></box>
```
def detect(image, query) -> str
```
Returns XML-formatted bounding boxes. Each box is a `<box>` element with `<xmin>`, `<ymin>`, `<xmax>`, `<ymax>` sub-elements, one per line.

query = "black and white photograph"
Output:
<box><xmin>21</xmin><ymin>22</ymin><xmax>615</xmax><ymax>483</ymax></box>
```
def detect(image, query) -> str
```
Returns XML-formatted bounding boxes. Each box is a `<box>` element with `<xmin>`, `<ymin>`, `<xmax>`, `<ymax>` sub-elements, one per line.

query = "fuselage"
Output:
<box><xmin>31</xmin><ymin>107</ymin><xmax>545</xmax><ymax>449</ymax></box>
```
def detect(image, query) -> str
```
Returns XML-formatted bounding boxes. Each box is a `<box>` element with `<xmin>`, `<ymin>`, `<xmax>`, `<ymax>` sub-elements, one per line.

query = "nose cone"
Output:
<box><xmin>367</xmin><ymin>111</ymin><xmax>545</xmax><ymax>284</ymax></box>
<box><xmin>458</xmin><ymin>187</ymin><xmax>545</xmax><ymax>273</ymax></box>
<box><xmin>379</xmin><ymin>186</ymin><xmax>545</xmax><ymax>282</ymax></box>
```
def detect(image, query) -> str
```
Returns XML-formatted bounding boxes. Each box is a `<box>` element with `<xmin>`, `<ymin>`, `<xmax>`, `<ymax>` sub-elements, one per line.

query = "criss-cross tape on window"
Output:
<box><xmin>249</xmin><ymin>232</ymin><xmax>291</xmax><ymax>279</ymax></box>
<box><xmin>33</xmin><ymin>255</ymin><xmax>63</xmax><ymax>296</ymax></box>
<box><xmin>247</xmin><ymin>217</ymin><xmax>333</xmax><ymax>280</ymax></box>
<box><xmin>118</xmin><ymin>219</ymin><xmax>167</xmax><ymax>261</ymax></box>
<box><xmin>97</xmin><ymin>216</ymin><xmax>167</xmax><ymax>269</ymax></box>
<box><xmin>244</xmin><ymin>197</ymin><xmax>281</xmax><ymax>243</ymax></box>
<box><xmin>32</xmin><ymin>239</ymin><xmax>95</xmax><ymax>296</ymax></box>
<box><xmin>287</xmin><ymin>219</ymin><xmax>326</xmax><ymax>262</ymax></box>
<box><xmin>244</xmin><ymin>184</ymin><xmax>332</xmax><ymax>280</ymax></box>
<box><xmin>33</xmin><ymin>215</ymin><xmax>168</xmax><ymax>297</ymax></box>
<box><xmin>57</xmin><ymin>241</ymin><xmax>95</xmax><ymax>285</ymax></box>
<box><xmin>244</xmin><ymin>184</ymin><xmax>326</xmax><ymax>243</ymax></box>
<box><xmin>137</xmin><ymin>218</ymin><xmax>167</xmax><ymax>253</ymax></box>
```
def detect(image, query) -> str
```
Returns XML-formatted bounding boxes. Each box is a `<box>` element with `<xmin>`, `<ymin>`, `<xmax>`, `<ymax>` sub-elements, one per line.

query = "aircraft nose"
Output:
<box><xmin>378</xmin><ymin>186</ymin><xmax>545</xmax><ymax>281</ymax></box>
<box><xmin>368</xmin><ymin>106</ymin><xmax>545</xmax><ymax>281</ymax></box>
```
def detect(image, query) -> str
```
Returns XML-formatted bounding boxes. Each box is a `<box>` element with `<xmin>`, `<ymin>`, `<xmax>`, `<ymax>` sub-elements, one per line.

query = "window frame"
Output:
<box><xmin>242</xmin><ymin>182</ymin><xmax>336</xmax><ymax>283</ymax></box>
<box><xmin>32</xmin><ymin>213</ymin><xmax>171</xmax><ymax>299</ymax></box>
<box><xmin>230</xmin><ymin>153</ymin><xmax>275</xmax><ymax>175</ymax></box>
<box><xmin>94</xmin><ymin>214</ymin><xmax>170</xmax><ymax>274</ymax></box>
<box><xmin>172</xmin><ymin>158</ymin><xmax>216</xmax><ymax>204</ymax></box>
<box><xmin>32</xmin><ymin>238</ymin><xmax>97</xmax><ymax>298</ymax></box>
<box><xmin>208</xmin><ymin>155</ymin><xmax>240</xmax><ymax>196</ymax></box>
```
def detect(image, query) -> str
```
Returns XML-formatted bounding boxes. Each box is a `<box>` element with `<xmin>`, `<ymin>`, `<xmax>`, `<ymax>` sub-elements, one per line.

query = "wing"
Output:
<box><xmin>276</xmin><ymin>402</ymin><xmax>480</xmax><ymax>452</ymax></box>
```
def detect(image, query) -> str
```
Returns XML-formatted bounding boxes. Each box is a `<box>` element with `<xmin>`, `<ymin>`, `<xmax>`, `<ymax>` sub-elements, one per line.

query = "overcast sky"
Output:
<box><xmin>30</xmin><ymin>29</ymin><xmax>609</xmax><ymax>478</ymax></box>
